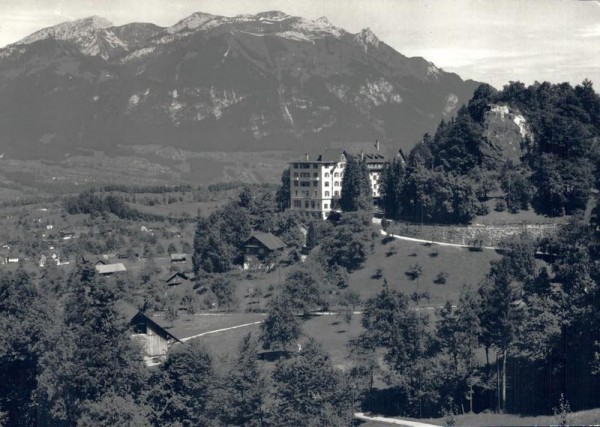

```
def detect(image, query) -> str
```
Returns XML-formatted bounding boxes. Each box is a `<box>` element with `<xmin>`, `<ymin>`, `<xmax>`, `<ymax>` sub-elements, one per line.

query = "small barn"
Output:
<box><xmin>165</xmin><ymin>271</ymin><xmax>192</xmax><ymax>287</ymax></box>
<box><xmin>243</xmin><ymin>232</ymin><xmax>286</xmax><ymax>270</ymax></box>
<box><xmin>95</xmin><ymin>263</ymin><xmax>127</xmax><ymax>276</ymax></box>
<box><xmin>119</xmin><ymin>303</ymin><xmax>182</xmax><ymax>365</ymax></box>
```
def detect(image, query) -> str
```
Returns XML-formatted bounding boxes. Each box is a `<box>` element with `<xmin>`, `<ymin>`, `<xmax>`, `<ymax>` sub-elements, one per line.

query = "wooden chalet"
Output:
<box><xmin>118</xmin><ymin>302</ymin><xmax>214</xmax><ymax>365</ymax></box>
<box><xmin>119</xmin><ymin>303</ymin><xmax>181</xmax><ymax>364</ymax></box>
<box><xmin>243</xmin><ymin>232</ymin><xmax>286</xmax><ymax>270</ymax></box>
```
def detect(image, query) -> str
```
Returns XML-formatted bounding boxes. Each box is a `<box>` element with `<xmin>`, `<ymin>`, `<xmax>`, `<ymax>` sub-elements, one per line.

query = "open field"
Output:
<box><xmin>347</xmin><ymin>235</ymin><xmax>501</xmax><ymax>306</ymax></box>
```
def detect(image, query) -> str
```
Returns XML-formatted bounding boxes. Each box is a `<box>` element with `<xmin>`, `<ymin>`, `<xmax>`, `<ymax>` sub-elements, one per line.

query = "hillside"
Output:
<box><xmin>379</xmin><ymin>81</ymin><xmax>600</xmax><ymax>224</ymax></box>
<box><xmin>0</xmin><ymin>12</ymin><xmax>478</xmax><ymax>166</ymax></box>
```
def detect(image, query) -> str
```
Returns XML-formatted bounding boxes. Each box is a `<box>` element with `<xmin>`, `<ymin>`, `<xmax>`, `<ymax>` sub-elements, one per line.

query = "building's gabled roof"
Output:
<box><xmin>246</xmin><ymin>232</ymin><xmax>286</xmax><ymax>251</ymax></box>
<box><xmin>95</xmin><ymin>263</ymin><xmax>127</xmax><ymax>274</ymax></box>
<box><xmin>318</xmin><ymin>148</ymin><xmax>346</xmax><ymax>162</ymax></box>
<box><xmin>170</xmin><ymin>253</ymin><xmax>187</xmax><ymax>260</ymax></box>
<box><xmin>314</xmin><ymin>141</ymin><xmax>387</xmax><ymax>163</ymax></box>
<box><xmin>117</xmin><ymin>301</ymin><xmax>142</xmax><ymax>322</ymax></box>
<box><xmin>165</xmin><ymin>272</ymin><xmax>190</xmax><ymax>284</ymax></box>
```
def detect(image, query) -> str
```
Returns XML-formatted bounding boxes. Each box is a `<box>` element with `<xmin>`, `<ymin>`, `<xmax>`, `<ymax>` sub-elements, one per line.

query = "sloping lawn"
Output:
<box><xmin>348</xmin><ymin>236</ymin><xmax>501</xmax><ymax>306</ymax></box>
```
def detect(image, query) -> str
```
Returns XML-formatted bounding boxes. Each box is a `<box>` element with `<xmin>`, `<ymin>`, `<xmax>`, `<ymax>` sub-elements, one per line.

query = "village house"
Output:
<box><xmin>289</xmin><ymin>141</ymin><xmax>395</xmax><ymax>219</ymax></box>
<box><xmin>165</xmin><ymin>271</ymin><xmax>193</xmax><ymax>287</ymax></box>
<box><xmin>243</xmin><ymin>232</ymin><xmax>286</xmax><ymax>270</ymax></box>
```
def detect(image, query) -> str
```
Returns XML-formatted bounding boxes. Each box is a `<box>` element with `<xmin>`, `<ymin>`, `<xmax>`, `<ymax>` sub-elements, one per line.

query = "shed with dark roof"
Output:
<box><xmin>243</xmin><ymin>232</ymin><xmax>286</xmax><ymax>270</ymax></box>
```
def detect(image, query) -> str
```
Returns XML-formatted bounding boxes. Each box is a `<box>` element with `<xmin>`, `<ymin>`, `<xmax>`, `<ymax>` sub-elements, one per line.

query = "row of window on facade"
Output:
<box><xmin>293</xmin><ymin>181</ymin><xmax>341</xmax><ymax>187</ymax></box>
<box><xmin>292</xmin><ymin>163</ymin><xmax>346</xmax><ymax>170</ymax></box>
<box><xmin>294</xmin><ymin>190</ymin><xmax>340</xmax><ymax>198</ymax></box>
<box><xmin>292</xmin><ymin>163</ymin><xmax>318</xmax><ymax>169</ymax></box>
<box><xmin>293</xmin><ymin>200</ymin><xmax>330</xmax><ymax>210</ymax></box>
<box><xmin>293</xmin><ymin>171</ymin><xmax>344</xmax><ymax>178</ymax></box>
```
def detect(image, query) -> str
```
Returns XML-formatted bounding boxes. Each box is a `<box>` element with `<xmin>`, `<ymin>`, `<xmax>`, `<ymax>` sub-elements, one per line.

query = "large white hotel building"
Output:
<box><xmin>289</xmin><ymin>141</ymin><xmax>389</xmax><ymax>219</ymax></box>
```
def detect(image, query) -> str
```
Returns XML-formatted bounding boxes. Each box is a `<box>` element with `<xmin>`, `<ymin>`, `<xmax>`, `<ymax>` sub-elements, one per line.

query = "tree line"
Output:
<box><xmin>347</xmin><ymin>221</ymin><xmax>600</xmax><ymax>417</ymax></box>
<box><xmin>378</xmin><ymin>80</ymin><xmax>600</xmax><ymax>223</ymax></box>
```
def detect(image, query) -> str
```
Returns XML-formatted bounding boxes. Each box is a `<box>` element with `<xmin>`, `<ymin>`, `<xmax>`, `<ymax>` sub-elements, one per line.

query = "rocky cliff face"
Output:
<box><xmin>0</xmin><ymin>11</ymin><xmax>480</xmax><ymax>160</ymax></box>
<box><xmin>481</xmin><ymin>104</ymin><xmax>533</xmax><ymax>166</ymax></box>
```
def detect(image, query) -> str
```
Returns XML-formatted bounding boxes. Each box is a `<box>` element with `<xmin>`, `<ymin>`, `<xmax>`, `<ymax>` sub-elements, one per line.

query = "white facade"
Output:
<box><xmin>289</xmin><ymin>158</ymin><xmax>343</xmax><ymax>220</ymax></box>
<box><xmin>289</xmin><ymin>144</ymin><xmax>386</xmax><ymax>219</ymax></box>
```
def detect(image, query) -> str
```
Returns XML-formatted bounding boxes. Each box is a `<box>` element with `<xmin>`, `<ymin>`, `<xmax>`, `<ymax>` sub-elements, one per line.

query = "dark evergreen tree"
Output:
<box><xmin>340</xmin><ymin>155</ymin><xmax>372</xmax><ymax>212</ymax></box>
<box><xmin>270</xmin><ymin>338</ymin><xmax>351</xmax><ymax>426</ymax></box>
<box><xmin>355</xmin><ymin>288</ymin><xmax>441</xmax><ymax>416</ymax></box>
<box><xmin>379</xmin><ymin>156</ymin><xmax>405</xmax><ymax>219</ymax></box>
<box><xmin>36</xmin><ymin>264</ymin><xmax>146</xmax><ymax>424</ymax></box>
<box><xmin>477</xmin><ymin>234</ymin><xmax>536</xmax><ymax>412</ymax></box>
<box><xmin>146</xmin><ymin>340</ymin><xmax>215</xmax><ymax>426</ymax></box>
<box><xmin>436</xmin><ymin>286</ymin><xmax>482</xmax><ymax>413</ymax></box>
<box><xmin>0</xmin><ymin>270</ymin><xmax>47</xmax><ymax>426</ymax></box>
<box><xmin>218</xmin><ymin>333</ymin><xmax>266</xmax><ymax>426</ymax></box>
<box><xmin>275</xmin><ymin>167</ymin><xmax>291</xmax><ymax>212</ymax></box>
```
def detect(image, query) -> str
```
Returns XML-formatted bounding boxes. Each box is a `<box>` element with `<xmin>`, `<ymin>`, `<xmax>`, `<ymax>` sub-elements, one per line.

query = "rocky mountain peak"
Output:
<box><xmin>353</xmin><ymin>27</ymin><xmax>380</xmax><ymax>50</ymax></box>
<box><xmin>15</xmin><ymin>16</ymin><xmax>113</xmax><ymax>46</ymax></box>
<box><xmin>167</xmin><ymin>11</ymin><xmax>219</xmax><ymax>34</ymax></box>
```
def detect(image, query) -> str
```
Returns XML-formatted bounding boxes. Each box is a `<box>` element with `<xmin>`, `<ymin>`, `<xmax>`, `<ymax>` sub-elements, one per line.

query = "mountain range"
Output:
<box><xmin>0</xmin><ymin>11</ymin><xmax>482</xmax><ymax>188</ymax></box>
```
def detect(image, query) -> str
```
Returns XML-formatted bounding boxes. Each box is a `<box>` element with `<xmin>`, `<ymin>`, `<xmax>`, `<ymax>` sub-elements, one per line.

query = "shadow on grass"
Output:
<box><xmin>381</xmin><ymin>235</ymin><xmax>395</xmax><ymax>245</ymax></box>
<box><xmin>258</xmin><ymin>350</ymin><xmax>290</xmax><ymax>361</ymax></box>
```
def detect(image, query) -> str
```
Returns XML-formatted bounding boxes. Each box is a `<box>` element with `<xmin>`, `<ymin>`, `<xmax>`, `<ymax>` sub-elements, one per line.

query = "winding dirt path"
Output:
<box><xmin>354</xmin><ymin>412</ymin><xmax>441</xmax><ymax>427</ymax></box>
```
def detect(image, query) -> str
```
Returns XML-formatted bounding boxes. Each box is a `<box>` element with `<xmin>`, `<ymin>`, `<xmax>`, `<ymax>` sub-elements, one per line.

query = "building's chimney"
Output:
<box><xmin>361</xmin><ymin>150</ymin><xmax>364</xmax><ymax>160</ymax></box>
<box><xmin>305</xmin><ymin>153</ymin><xmax>309</xmax><ymax>161</ymax></box>
<box><xmin>375</xmin><ymin>139</ymin><xmax>380</xmax><ymax>151</ymax></box>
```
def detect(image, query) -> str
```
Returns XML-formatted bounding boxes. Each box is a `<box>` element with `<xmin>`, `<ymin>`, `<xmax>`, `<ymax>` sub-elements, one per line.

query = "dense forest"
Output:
<box><xmin>379</xmin><ymin>80</ymin><xmax>600</xmax><ymax>223</ymax></box>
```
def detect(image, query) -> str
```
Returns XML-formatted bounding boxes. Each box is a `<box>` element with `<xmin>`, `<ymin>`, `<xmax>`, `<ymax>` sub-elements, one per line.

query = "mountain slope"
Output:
<box><xmin>0</xmin><ymin>11</ymin><xmax>480</xmax><ymax>161</ymax></box>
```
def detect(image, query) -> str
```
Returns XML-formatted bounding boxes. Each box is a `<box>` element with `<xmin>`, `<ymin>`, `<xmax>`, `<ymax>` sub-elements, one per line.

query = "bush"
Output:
<box><xmin>381</xmin><ymin>235</ymin><xmax>395</xmax><ymax>245</ymax></box>
<box><xmin>494</xmin><ymin>200</ymin><xmax>506</xmax><ymax>212</ymax></box>
<box><xmin>476</xmin><ymin>203</ymin><xmax>490</xmax><ymax>216</ymax></box>
<box><xmin>434</xmin><ymin>271</ymin><xmax>448</xmax><ymax>284</ymax></box>
<box><xmin>385</xmin><ymin>244</ymin><xmax>398</xmax><ymax>257</ymax></box>
<box><xmin>372</xmin><ymin>267</ymin><xmax>384</xmax><ymax>280</ymax></box>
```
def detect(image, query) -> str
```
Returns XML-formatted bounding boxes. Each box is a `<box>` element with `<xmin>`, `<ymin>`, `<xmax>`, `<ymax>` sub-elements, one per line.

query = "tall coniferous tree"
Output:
<box><xmin>36</xmin><ymin>264</ymin><xmax>146</xmax><ymax>424</ymax></box>
<box><xmin>379</xmin><ymin>156</ymin><xmax>405</xmax><ymax>219</ymax></box>
<box><xmin>219</xmin><ymin>333</ymin><xmax>266</xmax><ymax>426</ymax></box>
<box><xmin>275</xmin><ymin>167</ymin><xmax>291</xmax><ymax>212</ymax></box>
<box><xmin>340</xmin><ymin>155</ymin><xmax>372</xmax><ymax>212</ymax></box>
<box><xmin>270</xmin><ymin>339</ymin><xmax>351</xmax><ymax>425</ymax></box>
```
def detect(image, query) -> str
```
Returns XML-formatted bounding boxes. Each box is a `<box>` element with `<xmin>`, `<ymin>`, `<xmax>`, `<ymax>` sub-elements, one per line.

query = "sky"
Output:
<box><xmin>0</xmin><ymin>0</ymin><xmax>598</xmax><ymax>89</ymax></box>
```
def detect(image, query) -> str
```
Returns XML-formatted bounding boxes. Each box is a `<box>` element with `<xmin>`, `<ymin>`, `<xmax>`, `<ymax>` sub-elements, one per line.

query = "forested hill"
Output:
<box><xmin>379</xmin><ymin>80</ymin><xmax>600</xmax><ymax>224</ymax></box>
